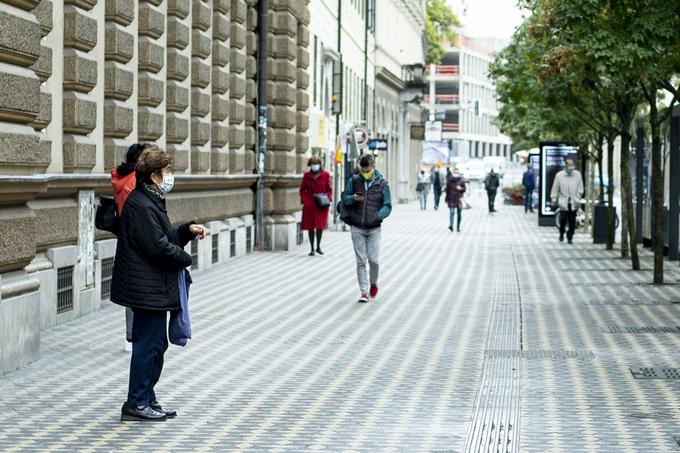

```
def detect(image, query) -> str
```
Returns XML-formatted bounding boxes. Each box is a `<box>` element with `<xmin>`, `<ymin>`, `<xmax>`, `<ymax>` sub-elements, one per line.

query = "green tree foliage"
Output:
<box><xmin>425</xmin><ymin>0</ymin><xmax>461</xmax><ymax>64</ymax></box>
<box><xmin>492</xmin><ymin>0</ymin><xmax>680</xmax><ymax>281</ymax></box>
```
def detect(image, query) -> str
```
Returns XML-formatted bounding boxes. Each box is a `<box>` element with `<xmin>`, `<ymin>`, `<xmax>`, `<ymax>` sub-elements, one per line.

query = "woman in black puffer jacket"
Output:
<box><xmin>111</xmin><ymin>147</ymin><xmax>208</xmax><ymax>422</ymax></box>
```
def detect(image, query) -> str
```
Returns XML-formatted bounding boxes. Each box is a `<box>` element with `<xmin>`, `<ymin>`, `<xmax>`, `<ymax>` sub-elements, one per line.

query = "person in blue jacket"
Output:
<box><xmin>341</xmin><ymin>154</ymin><xmax>392</xmax><ymax>303</ymax></box>
<box><xmin>522</xmin><ymin>163</ymin><xmax>537</xmax><ymax>213</ymax></box>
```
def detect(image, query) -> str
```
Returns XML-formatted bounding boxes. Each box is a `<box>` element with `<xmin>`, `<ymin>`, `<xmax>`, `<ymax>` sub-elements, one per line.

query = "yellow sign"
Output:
<box><xmin>317</xmin><ymin>116</ymin><xmax>326</xmax><ymax>148</ymax></box>
<box><xmin>335</xmin><ymin>136</ymin><xmax>343</xmax><ymax>163</ymax></box>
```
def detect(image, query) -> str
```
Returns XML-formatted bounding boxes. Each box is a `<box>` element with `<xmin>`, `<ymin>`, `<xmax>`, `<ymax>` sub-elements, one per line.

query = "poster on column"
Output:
<box><xmin>539</xmin><ymin>142</ymin><xmax>578</xmax><ymax>224</ymax></box>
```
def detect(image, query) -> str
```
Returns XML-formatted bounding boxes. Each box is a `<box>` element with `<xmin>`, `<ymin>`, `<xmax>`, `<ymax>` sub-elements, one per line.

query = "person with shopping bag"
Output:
<box><xmin>299</xmin><ymin>156</ymin><xmax>332</xmax><ymax>256</ymax></box>
<box><xmin>446</xmin><ymin>168</ymin><xmax>466</xmax><ymax>232</ymax></box>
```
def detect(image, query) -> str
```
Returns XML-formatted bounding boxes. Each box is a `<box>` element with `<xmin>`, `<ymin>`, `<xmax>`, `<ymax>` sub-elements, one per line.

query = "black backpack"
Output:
<box><xmin>95</xmin><ymin>195</ymin><xmax>119</xmax><ymax>235</ymax></box>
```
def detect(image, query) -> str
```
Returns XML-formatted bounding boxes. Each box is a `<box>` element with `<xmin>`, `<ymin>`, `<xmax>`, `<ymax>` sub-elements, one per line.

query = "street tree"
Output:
<box><xmin>425</xmin><ymin>0</ymin><xmax>461</xmax><ymax>64</ymax></box>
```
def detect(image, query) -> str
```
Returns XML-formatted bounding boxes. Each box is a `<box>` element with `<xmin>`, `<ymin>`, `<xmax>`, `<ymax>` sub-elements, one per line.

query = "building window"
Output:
<box><xmin>101</xmin><ymin>258</ymin><xmax>114</xmax><ymax>300</ymax></box>
<box><xmin>191</xmin><ymin>239</ymin><xmax>199</xmax><ymax>270</ymax></box>
<box><xmin>57</xmin><ymin>266</ymin><xmax>74</xmax><ymax>314</ymax></box>
<box><xmin>313</xmin><ymin>36</ymin><xmax>318</xmax><ymax>107</ymax></box>
<box><xmin>230</xmin><ymin>230</ymin><xmax>236</xmax><ymax>257</ymax></box>
<box><xmin>297</xmin><ymin>222</ymin><xmax>303</xmax><ymax>246</ymax></box>
<box><xmin>212</xmin><ymin>233</ymin><xmax>219</xmax><ymax>264</ymax></box>
<box><xmin>246</xmin><ymin>226</ymin><xmax>252</xmax><ymax>254</ymax></box>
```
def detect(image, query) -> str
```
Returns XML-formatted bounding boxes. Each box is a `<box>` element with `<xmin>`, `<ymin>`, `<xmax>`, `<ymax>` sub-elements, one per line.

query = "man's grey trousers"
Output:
<box><xmin>351</xmin><ymin>226</ymin><xmax>381</xmax><ymax>293</ymax></box>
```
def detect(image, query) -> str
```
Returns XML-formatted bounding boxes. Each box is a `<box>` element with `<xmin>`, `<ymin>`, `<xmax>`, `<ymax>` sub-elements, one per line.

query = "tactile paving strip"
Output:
<box><xmin>464</xmin><ymin>251</ymin><xmax>523</xmax><ymax>453</ymax></box>
<box><xmin>485</xmin><ymin>350</ymin><xmax>595</xmax><ymax>359</ymax></box>
<box><xmin>630</xmin><ymin>367</ymin><xmax>680</xmax><ymax>379</ymax></box>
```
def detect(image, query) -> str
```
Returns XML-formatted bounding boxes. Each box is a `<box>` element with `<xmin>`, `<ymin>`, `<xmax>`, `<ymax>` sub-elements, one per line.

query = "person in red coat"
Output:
<box><xmin>300</xmin><ymin>156</ymin><xmax>332</xmax><ymax>256</ymax></box>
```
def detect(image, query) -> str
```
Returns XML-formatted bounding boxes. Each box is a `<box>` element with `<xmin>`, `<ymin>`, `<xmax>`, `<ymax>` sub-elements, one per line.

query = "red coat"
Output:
<box><xmin>300</xmin><ymin>170</ymin><xmax>332</xmax><ymax>230</ymax></box>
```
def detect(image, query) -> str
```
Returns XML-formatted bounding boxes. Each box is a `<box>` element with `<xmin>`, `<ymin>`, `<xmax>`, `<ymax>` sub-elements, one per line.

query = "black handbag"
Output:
<box><xmin>95</xmin><ymin>195</ymin><xmax>119</xmax><ymax>235</ymax></box>
<box><xmin>314</xmin><ymin>193</ymin><xmax>331</xmax><ymax>208</ymax></box>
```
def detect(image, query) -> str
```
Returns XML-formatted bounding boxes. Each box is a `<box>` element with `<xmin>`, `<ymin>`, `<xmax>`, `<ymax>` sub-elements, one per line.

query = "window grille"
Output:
<box><xmin>212</xmin><ymin>233</ymin><xmax>219</xmax><ymax>264</ymax></box>
<box><xmin>191</xmin><ymin>239</ymin><xmax>198</xmax><ymax>270</ymax></box>
<box><xmin>101</xmin><ymin>258</ymin><xmax>114</xmax><ymax>300</ymax></box>
<box><xmin>297</xmin><ymin>223</ymin><xmax>303</xmax><ymax>246</ymax></box>
<box><xmin>230</xmin><ymin>230</ymin><xmax>236</xmax><ymax>257</ymax></box>
<box><xmin>246</xmin><ymin>226</ymin><xmax>252</xmax><ymax>254</ymax></box>
<box><xmin>57</xmin><ymin>266</ymin><xmax>74</xmax><ymax>314</ymax></box>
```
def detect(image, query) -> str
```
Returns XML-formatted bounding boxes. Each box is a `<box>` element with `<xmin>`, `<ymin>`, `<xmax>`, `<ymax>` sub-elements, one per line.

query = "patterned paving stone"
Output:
<box><xmin>3</xmin><ymin>193</ymin><xmax>680</xmax><ymax>452</ymax></box>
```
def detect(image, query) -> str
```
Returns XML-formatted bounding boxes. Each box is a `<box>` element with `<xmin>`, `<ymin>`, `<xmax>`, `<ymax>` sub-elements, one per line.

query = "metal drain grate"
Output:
<box><xmin>630</xmin><ymin>367</ymin><xmax>680</xmax><ymax>379</ymax></box>
<box><xmin>485</xmin><ymin>349</ymin><xmax>595</xmax><ymax>359</ymax></box>
<box><xmin>585</xmin><ymin>299</ymin><xmax>675</xmax><ymax>306</ymax></box>
<box><xmin>605</xmin><ymin>326</ymin><xmax>680</xmax><ymax>334</ymax></box>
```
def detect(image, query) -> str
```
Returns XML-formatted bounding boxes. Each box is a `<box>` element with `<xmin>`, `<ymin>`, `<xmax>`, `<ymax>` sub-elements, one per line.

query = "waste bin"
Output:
<box><xmin>593</xmin><ymin>205</ymin><xmax>616</xmax><ymax>244</ymax></box>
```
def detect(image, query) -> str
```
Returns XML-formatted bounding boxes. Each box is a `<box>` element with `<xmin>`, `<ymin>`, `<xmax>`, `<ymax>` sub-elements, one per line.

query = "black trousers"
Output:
<box><xmin>559</xmin><ymin>208</ymin><xmax>577</xmax><ymax>240</ymax></box>
<box><xmin>127</xmin><ymin>308</ymin><xmax>168</xmax><ymax>406</ymax></box>
<box><xmin>487</xmin><ymin>189</ymin><xmax>497</xmax><ymax>212</ymax></box>
<box><xmin>433</xmin><ymin>186</ymin><xmax>442</xmax><ymax>208</ymax></box>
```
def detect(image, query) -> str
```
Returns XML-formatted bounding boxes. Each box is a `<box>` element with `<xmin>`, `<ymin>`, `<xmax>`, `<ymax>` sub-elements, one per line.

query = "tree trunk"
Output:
<box><xmin>620</xmin><ymin>130</ymin><xmax>640</xmax><ymax>269</ymax></box>
<box><xmin>649</xmin><ymin>101</ymin><xmax>664</xmax><ymax>284</ymax></box>
<box><xmin>597</xmin><ymin>135</ymin><xmax>605</xmax><ymax>203</ymax></box>
<box><xmin>606</xmin><ymin>132</ymin><xmax>616</xmax><ymax>250</ymax></box>
<box><xmin>621</xmin><ymin>195</ymin><xmax>629</xmax><ymax>258</ymax></box>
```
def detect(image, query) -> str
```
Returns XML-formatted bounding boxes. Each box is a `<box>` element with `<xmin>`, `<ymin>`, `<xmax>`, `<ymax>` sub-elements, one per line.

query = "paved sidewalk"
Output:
<box><xmin>3</xmin><ymin>194</ymin><xmax>680</xmax><ymax>452</ymax></box>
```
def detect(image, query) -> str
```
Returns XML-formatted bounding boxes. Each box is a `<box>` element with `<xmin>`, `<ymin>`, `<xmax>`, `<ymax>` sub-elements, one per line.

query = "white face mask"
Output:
<box><xmin>311</xmin><ymin>164</ymin><xmax>321</xmax><ymax>173</ymax></box>
<box><xmin>453</xmin><ymin>173</ymin><xmax>460</xmax><ymax>178</ymax></box>
<box><xmin>158</xmin><ymin>174</ymin><xmax>174</xmax><ymax>194</ymax></box>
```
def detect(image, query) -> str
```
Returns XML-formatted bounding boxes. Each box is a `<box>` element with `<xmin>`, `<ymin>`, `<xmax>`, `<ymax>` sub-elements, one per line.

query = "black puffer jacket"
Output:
<box><xmin>110</xmin><ymin>184</ymin><xmax>196</xmax><ymax>311</ymax></box>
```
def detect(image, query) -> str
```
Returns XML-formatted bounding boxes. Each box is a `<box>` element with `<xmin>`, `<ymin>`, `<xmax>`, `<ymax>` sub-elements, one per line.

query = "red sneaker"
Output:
<box><xmin>358</xmin><ymin>293</ymin><xmax>369</xmax><ymax>303</ymax></box>
<box><xmin>370</xmin><ymin>284</ymin><xmax>379</xmax><ymax>299</ymax></box>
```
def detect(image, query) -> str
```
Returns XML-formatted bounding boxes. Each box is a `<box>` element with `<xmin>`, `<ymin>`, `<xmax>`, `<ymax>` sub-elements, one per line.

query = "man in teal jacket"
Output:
<box><xmin>342</xmin><ymin>154</ymin><xmax>392</xmax><ymax>303</ymax></box>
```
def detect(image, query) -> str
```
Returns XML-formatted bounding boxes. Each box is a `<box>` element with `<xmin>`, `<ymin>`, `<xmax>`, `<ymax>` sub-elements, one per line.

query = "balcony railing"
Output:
<box><xmin>425</xmin><ymin>65</ymin><xmax>460</xmax><ymax>76</ymax></box>
<box><xmin>442</xmin><ymin>123</ymin><xmax>460</xmax><ymax>132</ymax></box>
<box><xmin>424</xmin><ymin>94</ymin><xmax>460</xmax><ymax>104</ymax></box>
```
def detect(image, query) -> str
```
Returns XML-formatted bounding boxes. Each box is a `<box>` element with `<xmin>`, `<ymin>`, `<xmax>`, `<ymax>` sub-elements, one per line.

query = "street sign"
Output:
<box><xmin>368</xmin><ymin>139</ymin><xmax>388</xmax><ymax>151</ymax></box>
<box><xmin>410</xmin><ymin>123</ymin><xmax>425</xmax><ymax>140</ymax></box>
<box><xmin>425</xmin><ymin>121</ymin><xmax>442</xmax><ymax>142</ymax></box>
<box><xmin>352</xmin><ymin>127</ymin><xmax>370</xmax><ymax>147</ymax></box>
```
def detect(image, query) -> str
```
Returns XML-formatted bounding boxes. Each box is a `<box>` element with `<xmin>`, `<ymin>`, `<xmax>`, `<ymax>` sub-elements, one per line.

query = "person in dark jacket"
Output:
<box><xmin>110</xmin><ymin>142</ymin><xmax>153</xmax><ymax>346</ymax></box>
<box><xmin>300</xmin><ymin>156</ymin><xmax>332</xmax><ymax>256</ymax></box>
<box><xmin>484</xmin><ymin>168</ymin><xmax>500</xmax><ymax>213</ymax></box>
<box><xmin>342</xmin><ymin>154</ymin><xmax>392</xmax><ymax>303</ymax></box>
<box><xmin>431</xmin><ymin>166</ymin><xmax>444</xmax><ymax>210</ymax></box>
<box><xmin>111</xmin><ymin>147</ymin><xmax>208</xmax><ymax>422</ymax></box>
<box><xmin>445</xmin><ymin>168</ymin><xmax>466</xmax><ymax>232</ymax></box>
<box><xmin>522</xmin><ymin>163</ymin><xmax>536</xmax><ymax>213</ymax></box>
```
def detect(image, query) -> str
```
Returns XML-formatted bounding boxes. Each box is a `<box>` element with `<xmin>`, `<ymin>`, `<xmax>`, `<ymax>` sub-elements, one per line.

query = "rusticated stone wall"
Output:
<box><xmin>0</xmin><ymin>0</ymin><xmax>310</xmax><ymax>374</ymax></box>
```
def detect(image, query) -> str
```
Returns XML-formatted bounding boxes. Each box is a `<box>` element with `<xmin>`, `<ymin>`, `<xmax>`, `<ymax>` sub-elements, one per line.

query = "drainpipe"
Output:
<box><xmin>254</xmin><ymin>0</ymin><xmax>268</xmax><ymax>250</ymax></box>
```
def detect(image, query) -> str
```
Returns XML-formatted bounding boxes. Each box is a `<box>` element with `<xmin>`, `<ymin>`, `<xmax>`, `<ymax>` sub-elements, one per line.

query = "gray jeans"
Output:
<box><xmin>351</xmin><ymin>226</ymin><xmax>381</xmax><ymax>293</ymax></box>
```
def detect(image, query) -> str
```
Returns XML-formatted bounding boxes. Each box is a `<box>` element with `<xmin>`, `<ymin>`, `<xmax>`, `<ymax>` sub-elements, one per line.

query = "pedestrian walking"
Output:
<box><xmin>341</xmin><ymin>154</ymin><xmax>392</xmax><ymax>303</ymax></box>
<box><xmin>111</xmin><ymin>147</ymin><xmax>209</xmax><ymax>421</ymax></box>
<box><xmin>446</xmin><ymin>168</ymin><xmax>466</xmax><ymax>232</ymax></box>
<box><xmin>484</xmin><ymin>168</ymin><xmax>500</xmax><ymax>212</ymax></box>
<box><xmin>431</xmin><ymin>166</ymin><xmax>445</xmax><ymax>210</ymax></box>
<box><xmin>522</xmin><ymin>163</ymin><xmax>536</xmax><ymax>213</ymax></box>
<box><xmin>416</xmin><ymin>170</ymin><xmax>430</xmax><ymax>210</ymax></box>
<box><xmin>300</xmin><ymin>156</ymin><xmax>332</xmax><ymax>256</ymax></box>
<box><xmin>110</xmin><ymin>143</ymin><xmax>153</xmax><ymax>345</ymax></box>
<box><xmin>550</xmin><ymin>159</ymin><xmax>583</xmax><ymax>244</ymax></box>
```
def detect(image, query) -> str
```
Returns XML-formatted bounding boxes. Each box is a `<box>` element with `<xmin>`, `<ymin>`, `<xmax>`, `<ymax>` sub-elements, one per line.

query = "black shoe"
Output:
<box><xmin>121</xmin><ymin>402</ymin><xmax>167</xmax><ymax>421</ymax></box>
<box><xmin>316</xmin><ymin>248</ymin><xmax>324</xmax><ymax>255</ymax></box>
<box><xmin>308</xmin><ymin>250</ymin><xmax>315</xmax><ymax>256</ymax></box>
<box><xmin>448</xmin><ymin>225</ymin><xmax>453</xmax><ymax>232</ymax></box>
<box><xmin>150</xmin><ymin>400</ymin><xmax>177</xmax><ymax>418</ymax></box>
<box><xmin>457</xmin><ymin>227</ymin><xmax>461</xmax><ymax>232</ymax></box>
<box><xmin>559</xmin><ymin>233</ymin><xmax>564</xmax><ymax>242</ymax></box>
<box><xmin>567</xmin><ymin>239</ymin><xmax>573</xmax><ymax>244</ymax></box>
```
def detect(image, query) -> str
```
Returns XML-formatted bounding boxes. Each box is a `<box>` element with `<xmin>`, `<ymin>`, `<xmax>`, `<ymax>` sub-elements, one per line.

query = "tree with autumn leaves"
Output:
<box><xmin>491</xmin><ymin>0</ymin><xmax>680</xmax><ymax>283</ymax></box>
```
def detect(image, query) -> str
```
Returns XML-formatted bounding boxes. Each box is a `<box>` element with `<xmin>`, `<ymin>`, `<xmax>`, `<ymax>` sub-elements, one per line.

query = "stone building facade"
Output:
<box><xmin>0</xmin><ymin>0</ymin><xmax>311</xmax><ymax>374</ymax></box>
